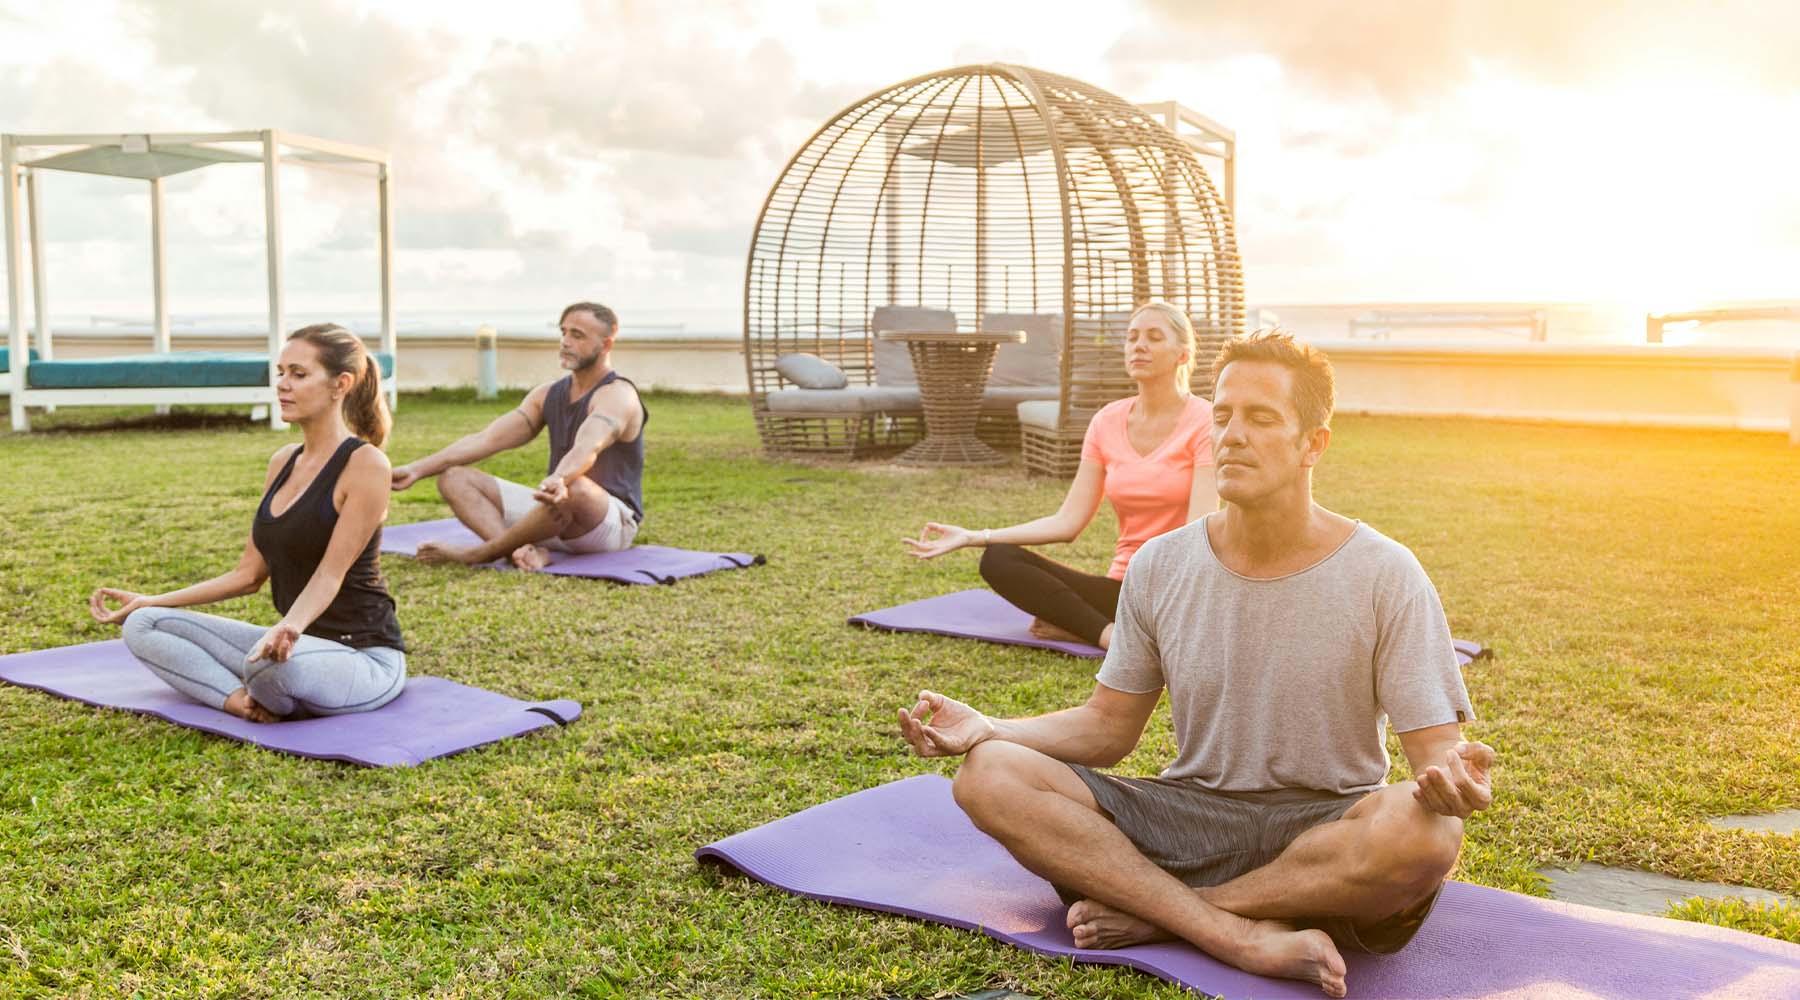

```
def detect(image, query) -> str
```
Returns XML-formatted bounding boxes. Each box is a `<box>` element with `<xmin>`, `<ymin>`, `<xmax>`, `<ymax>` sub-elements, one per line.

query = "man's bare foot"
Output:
<box><xmin>1215</xmin><ymin>914</ymin><xmax>1348</xmax><ymax>998</ymax></box>
<box><xmin>1028</xmin><ymin>617</ymin><xmax>1086</xmax><ymax>645</ymax></box>
<box><xmin>1067</xmin><ymin>898</ymin><xmax>1173</xmax><ymax>949</ymax></box>
<box><xmin>510</xmin><ymin>543</ymin><xmax>553</xmax><ymax>571</ymax></box>
<box><xmin>415</xmin><ymin>541</ymin><xmax>481</xmax><ymax>565</ymax></box>
<box><xmin>222</xmin><ymin>689</ymin><xmax>282</xmax><ymax>724</ymax></box>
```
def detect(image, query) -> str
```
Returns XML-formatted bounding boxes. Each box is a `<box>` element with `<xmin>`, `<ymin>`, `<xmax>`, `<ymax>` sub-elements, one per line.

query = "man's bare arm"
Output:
<box><xmin>898</xmin><ymin>682</ymin><xmax>1161</xmax><ymax>768</ymax></box>
<box><xmin>545</xmin><ymin>411</ymin><xmax>620</xmax><ymax>485</ymax></box>
<box><xmin>545</xmin><ymin>383</ymin><xmax>638</xmax><ymax>485</ymax></box>
<box><xmin>526</xmin><ymin>383</ymin><xmax>638</xmax><ymax>505</ymax></box>
<box><xmin>393</xmin><ymin>385</ymin><xmax>550</xmax><ymax>488</ymax></box>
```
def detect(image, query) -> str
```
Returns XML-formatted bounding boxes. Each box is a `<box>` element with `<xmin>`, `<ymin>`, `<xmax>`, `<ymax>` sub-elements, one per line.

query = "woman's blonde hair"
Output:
<box><xmin>287</xmin><ymin>323</ymin><xmax>391</xmax><ymax>447</ymax></box>
<box><xmin>1129</xmin><ymin>300</ymin><xmax>1198</xmax><ymax>390</ymax></box>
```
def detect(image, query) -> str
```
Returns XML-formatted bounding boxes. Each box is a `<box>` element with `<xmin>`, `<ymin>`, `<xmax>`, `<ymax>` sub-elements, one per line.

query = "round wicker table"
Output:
<box><xmin>878</xmin><ymin>330</ymin><xmax>1026</xmax><ymax>467</ymax></box>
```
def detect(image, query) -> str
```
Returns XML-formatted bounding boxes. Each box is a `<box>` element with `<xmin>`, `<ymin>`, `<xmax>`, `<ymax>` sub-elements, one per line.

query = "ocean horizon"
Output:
<box><xmin>6</xmin><ymin>300</ymin><xmax>1798</xmax><ymax>348</ymax></box>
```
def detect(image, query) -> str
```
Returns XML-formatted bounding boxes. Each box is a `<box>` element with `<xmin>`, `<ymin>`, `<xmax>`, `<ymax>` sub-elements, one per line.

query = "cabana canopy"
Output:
<box><xmin>3</xmin><ymin>130</ymin><xmax>395</xmax><ymax>430</ymax></box>
<box><xmin>740</xmin><ymin>64</ymin><xmax>1243</xmax><ymax>468</ymax></box>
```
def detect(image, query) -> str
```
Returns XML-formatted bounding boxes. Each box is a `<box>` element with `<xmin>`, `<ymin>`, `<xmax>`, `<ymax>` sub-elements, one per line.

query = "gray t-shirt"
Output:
<box><xmin>1098</xmin><ymin>515</ymin><xmax>1475</xmax><ymax>796</ymax></box>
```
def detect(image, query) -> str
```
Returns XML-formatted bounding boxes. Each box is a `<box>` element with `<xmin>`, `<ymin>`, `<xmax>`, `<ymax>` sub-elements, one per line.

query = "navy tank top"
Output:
<box><xmin>252</xmin><ymin>438</ymin><xmax>406</xmax><ymax>651</ymax></box>
<box><xmin>545</xmin><ymin>369</ymin><xmax>647</xmax><ymax>521</ymax></box>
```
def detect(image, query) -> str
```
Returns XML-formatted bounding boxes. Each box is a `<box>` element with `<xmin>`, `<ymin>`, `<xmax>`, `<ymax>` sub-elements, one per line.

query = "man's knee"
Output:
<box><xmin>436</xmin><ymin>465</ymin><xmax>475</xmax><ymax>500</ymax></box>
<box><xmin>542</xmin><ymin>481</ymin><xmax>617</xmax><ymax>540</ymax></box>
<box><xmin>1356</xmin><ymin>785</ymin><xmax>1462</xmax><ymax>900</ymax></box>
<box><xmin>952</xmin><ymin>741</ymin><xmax>1029</xmax><ymax>817</ymax></box>
<box><xmin>558</xmin><ymin>478</ymin><xmax>609</xmax><ymax>522</ymax></box>
<box><xmin>951</xmin><ymin>740</ymin><xmax>1074</xmax><ymax>835</ymax></box>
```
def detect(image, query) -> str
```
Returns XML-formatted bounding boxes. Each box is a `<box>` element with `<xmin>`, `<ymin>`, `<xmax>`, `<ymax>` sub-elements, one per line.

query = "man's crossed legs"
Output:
<box><xmin>417</xmin><ymin>466</ymin><xmax>637</xmax><ymax>570</ymax></box>
<box><xmin>953</xmin><ymin>740</ymin><xmax>1462</xmax><ymax>998</ymax></box>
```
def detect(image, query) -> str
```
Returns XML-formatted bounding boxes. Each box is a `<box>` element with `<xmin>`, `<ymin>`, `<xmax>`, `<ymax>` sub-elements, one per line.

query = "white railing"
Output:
<box><xmin>1348</xmin><ymin>309</ymin><xmax>1547</xmax><ymax>342</ymax></box>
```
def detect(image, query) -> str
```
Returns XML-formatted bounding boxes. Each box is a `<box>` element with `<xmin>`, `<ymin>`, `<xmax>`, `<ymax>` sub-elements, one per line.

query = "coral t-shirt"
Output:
<box><xmin>1081</xmin><ymin>394</ymin><xmax>1215</xmax><ymax>580</ymax></box>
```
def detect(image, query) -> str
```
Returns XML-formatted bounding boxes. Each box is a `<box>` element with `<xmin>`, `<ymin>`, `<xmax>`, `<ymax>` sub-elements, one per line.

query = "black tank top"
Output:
<box><xmin>545</xmin><ymin>370</ymin><xmax>647</xmax><ymax>521</ymax></box>
<box><xmin>252</xmin><ymin>438</ymin><xmax>406</xmax><ymax>651</ymax></box>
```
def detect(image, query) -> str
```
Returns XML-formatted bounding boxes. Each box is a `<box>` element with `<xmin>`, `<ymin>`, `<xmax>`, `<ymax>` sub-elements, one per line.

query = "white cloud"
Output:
<box><xmin>3</xmin><ymin>0</ymin><xmax>1796</xmax><ymax>323</ymax></box>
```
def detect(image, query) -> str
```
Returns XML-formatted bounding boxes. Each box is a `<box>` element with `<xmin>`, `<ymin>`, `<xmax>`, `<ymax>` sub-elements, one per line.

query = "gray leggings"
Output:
<box><xmin>122</xmin><ymin>607</ymin><xmax>406</xmax><ymax>717</ymax></box>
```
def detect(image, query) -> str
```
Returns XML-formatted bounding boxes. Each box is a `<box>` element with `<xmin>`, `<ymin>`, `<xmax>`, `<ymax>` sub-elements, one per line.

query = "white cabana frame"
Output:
<box><xmin>3</xmin><ymin>129</ymin><xmax>396</xmax><ymax>431</ymax></box>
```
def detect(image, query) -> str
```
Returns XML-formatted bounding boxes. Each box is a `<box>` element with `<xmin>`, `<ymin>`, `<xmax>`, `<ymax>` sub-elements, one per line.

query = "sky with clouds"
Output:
<box><xmin>4</xmin><ymin>0</ymin><xmax>1798</xmax><ymax>325</ymax></box>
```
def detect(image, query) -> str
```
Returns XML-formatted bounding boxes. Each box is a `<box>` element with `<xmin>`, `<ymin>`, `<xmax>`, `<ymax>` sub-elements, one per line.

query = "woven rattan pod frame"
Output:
<box><xmin>743</xmin><ymin>64</ymin><xmax>1243</xmax><ymax>464</ymax></box>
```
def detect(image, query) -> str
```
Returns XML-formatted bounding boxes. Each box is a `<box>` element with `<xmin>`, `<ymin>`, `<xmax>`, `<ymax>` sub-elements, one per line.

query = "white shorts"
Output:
<box><xmin>495</xmin><ymin>477</ymin><xmax>639</xmax><ymax>554</ymax></box>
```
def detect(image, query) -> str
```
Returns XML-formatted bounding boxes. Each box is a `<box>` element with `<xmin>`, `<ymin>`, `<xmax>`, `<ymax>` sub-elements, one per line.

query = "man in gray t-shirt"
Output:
<box><xmin>899</xmin><ymin>332</ymin><xmax>1495</xmax><ymax>999</ymax></box>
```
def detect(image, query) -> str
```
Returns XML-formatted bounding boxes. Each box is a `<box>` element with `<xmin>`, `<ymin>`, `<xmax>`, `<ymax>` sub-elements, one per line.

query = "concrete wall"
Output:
<box><xmin>1313</xmin><ymin>340</ymin><xmax>1797</xmax><ymax>434</ymax></box>
<box><xmin>399</xmin><ymin>330</ymin><xmax>743</xmax><ymax>393</ymax></box>
<box><xmin>25</xmin><ymin>329</ymin><xmax>1800</xmax><ymax>439</ymax></box>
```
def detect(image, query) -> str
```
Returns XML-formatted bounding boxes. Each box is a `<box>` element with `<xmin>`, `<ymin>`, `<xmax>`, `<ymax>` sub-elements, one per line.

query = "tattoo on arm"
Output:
<box><xmin>512</xmin><ymin>408</ymin><xmax>540</xmax><ymax>435</ymax></box>
<box><xmin>592</xmin><ymin>412</ymin><xmax>622</xmax><ymax>435</ymax></box>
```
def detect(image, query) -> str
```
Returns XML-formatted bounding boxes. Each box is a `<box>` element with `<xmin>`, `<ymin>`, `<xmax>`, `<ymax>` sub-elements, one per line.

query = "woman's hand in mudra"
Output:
<box><xmin>902</xmin><ymin>522</ymin><xmax>978</xmax><ymax>560</ymax></box>
<box><xmin>89</xmin><ymin>588</ymin><xmax>150</xmax><ymax>626</ymax></box>
<box><xmin>247</xmin><ymin>621</ymin><xmax>303</xmax><ymax>664</ymax></box>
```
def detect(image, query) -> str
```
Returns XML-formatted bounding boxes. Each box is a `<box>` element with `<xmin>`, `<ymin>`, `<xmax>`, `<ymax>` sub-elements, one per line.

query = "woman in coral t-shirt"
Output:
<box><xmin>905</xmin><ymin>301</ymin><xmax>1217</xmax><ymax>649</ymax></box>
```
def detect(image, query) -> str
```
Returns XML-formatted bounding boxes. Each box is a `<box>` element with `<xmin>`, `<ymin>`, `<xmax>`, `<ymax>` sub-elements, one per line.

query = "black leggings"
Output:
<box><xmin>978</xmin><ymin>543</ymin><xmax>1122</xmax><ymax>646</ymax></box>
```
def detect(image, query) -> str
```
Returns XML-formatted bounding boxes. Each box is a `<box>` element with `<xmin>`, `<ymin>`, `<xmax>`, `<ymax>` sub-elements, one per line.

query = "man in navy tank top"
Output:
<box><xmin>392</xmin><ymin>302</ymin><xmax>648</xmax><ymax>571</ymax></box>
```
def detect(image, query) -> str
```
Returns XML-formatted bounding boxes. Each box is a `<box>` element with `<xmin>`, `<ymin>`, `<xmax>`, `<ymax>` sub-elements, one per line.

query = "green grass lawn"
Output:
<box><xmin>1</xmin><ymin>391</ymin><xmax>1797</xmax><ymax>998</ymax></box>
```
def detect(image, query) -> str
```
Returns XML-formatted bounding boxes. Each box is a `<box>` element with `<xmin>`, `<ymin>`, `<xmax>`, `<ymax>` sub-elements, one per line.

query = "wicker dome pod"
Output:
<box><xmin>743</xmin><ymin>63</ymin><xmax>1243</xmax><ymax>467</ymax></box>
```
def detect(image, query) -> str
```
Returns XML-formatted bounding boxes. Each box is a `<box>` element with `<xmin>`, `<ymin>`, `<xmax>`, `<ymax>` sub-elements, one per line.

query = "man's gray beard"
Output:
<box><xmin>567</xmin><ymin>350</ymin><xmax>602</xmax><ymax>372</ymax></box>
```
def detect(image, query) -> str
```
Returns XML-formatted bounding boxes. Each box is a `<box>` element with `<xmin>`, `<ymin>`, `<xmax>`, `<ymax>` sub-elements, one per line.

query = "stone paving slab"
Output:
<box><xmin>1709</xmin><ymin>809</ymin><xmax>1800</xmax><ymax>835</ymax></box>
<box><xmin>1539</xmin><ymin>862</ymin><xmax>1796</xmax><ymax>915</ymax></box>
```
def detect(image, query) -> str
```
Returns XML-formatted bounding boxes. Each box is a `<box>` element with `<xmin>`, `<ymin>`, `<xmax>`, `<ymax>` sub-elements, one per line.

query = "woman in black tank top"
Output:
<box><xmin>89</xmin><ymin>325</ymin><xmax>408</xmax><ymax>723</ymax></box>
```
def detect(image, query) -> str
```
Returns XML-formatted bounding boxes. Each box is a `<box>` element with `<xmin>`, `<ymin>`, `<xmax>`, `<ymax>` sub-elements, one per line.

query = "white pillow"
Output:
<box><xmin>775</xmin><ymin>352</ymin><xmax>849</xmax><ymax>390</ymax></box>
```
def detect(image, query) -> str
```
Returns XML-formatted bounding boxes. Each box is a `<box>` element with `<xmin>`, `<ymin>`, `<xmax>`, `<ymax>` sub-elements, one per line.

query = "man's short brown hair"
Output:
<box><xmin>1210</xmin><ymin>330</ymin><xmax>1336</xmax><ymax>431</ymax></box>
<box><xmin>560</xmin><ymin>301</ymin><xmax>618</xmax><ymax>333</ymax></box>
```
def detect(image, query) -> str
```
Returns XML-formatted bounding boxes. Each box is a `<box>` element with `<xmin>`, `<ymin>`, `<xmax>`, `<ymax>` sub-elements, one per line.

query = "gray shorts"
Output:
<box><xmin>1068</xmin><ymin>764</ymin><xmax>1442</xmax><ymax>955</ymax></box>
<box><xmin>495</xmin><ymin>476</ymin><xmax>639</xmax><ymax>554</ymax></box>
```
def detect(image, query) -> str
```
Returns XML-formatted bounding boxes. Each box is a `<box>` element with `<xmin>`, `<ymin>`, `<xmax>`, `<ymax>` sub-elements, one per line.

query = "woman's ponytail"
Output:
<box><xmin>346</xmin><ymin>352</ymin><xmax>391</xmax><ymax>448</ymax></box>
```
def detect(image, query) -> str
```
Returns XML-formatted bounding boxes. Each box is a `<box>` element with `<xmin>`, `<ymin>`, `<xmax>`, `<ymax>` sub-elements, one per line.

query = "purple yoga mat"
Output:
<box><xmin>850</xmin><ymin>589</ymin><xmax>1106</xmax><ymax>657</ymax></box>
<box><xmin>1453</xmin><ymin>638</ymin><xmax>1490</xmax><ymax>664</ymax></box>
<box><xmin>698</xmin><ymin>775</ymin><xmax>1800</xmax><ymax>1000</ymax></box>
<box><xmin>0</xmin><ymin>640</ymin><xmax>581</xmax><ymax>767</ymax></box>
<box><xmin>852</xmin><ymin>590</ymin><xmax>1490</xmax><ymax>665</ymax></box>
<box><xmin>380</xmin><ymin>518</ymin><xmax>763</xmax><ymax>585</ymax></box>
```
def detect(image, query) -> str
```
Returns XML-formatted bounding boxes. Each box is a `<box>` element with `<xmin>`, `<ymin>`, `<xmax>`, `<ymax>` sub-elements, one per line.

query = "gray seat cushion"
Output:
<box><xmin>871</xmin><ymin>306</ymin><xmax>956</xmax><ymax>387</ymax></box>
<box><xmin>774</xmin><ymin>352</ymin><xmax>849</xmax><ymax>390</ymax></box>
<box><xmin>768</xmin><ymin>383</ymin><xmax>1050</xmax><ymax>420</ymax></box>
<box><xmin>1016</xmin><ymin>399</ymin><xmax>1062</xmax><ymax>431</ymax></box>
<box><xmin>983</xmin><ymin>312</ymin><xmax>1062</xmax><ymax>387</ymax></box>
<box><xmin>765</xmin><ymin>386</ymin><xmax>923</xmax><ymax>415</ymax></box>
<box><xmin>981</xmin><ymin>385</ymin><xmax>1060</xmax><ymax>412</ymax></box>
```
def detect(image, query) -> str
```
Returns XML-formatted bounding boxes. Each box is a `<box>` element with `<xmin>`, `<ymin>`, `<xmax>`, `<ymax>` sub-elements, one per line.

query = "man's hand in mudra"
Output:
<box><xmin>898</xmin><ymin>690</ymin><xmax>996</xmax><ymax>758</ymax></box>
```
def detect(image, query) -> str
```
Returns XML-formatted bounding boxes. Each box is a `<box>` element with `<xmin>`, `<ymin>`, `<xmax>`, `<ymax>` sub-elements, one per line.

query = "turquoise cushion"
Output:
<box><xmin>26</xmin><ymin>351</ymin><xmax>395</xmax><ymax>389</ymax></box>
<box><xmin>0</xmin><ymin>346</ymin><xmax>40</xmax><ymax>375</ymax></box>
